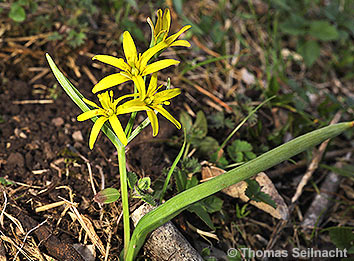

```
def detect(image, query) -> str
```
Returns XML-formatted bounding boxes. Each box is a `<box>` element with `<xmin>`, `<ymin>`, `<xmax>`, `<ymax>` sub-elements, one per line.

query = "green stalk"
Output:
<box><xmin>117</xmin><ymin>146</ymin><xmax>130</xmax><ymax>258</ymax></box>
<box><xmin>125</xmin><ymin>121</ymin><xmax>353</xmax><ymax>260</ymax></box>
<box><xmin>125</xmin><ymin>111</ymin><xmax>138</xmax><ymax>138</ymax></box>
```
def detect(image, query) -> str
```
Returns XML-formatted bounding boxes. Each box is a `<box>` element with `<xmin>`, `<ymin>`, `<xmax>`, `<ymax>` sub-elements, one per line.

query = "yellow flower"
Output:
<box><xmin>92</xmin><ymin>31</ymin><xmax>183</xmax><ymax>93</ymax></box>
<box><xmin>118</xmin><ymin>74</ymin><xmax>181</xmax><ymax>136</ymax></box>
<box><xmin>148</xmin><ymin>8</ymin><xmax>191</xmax><ymax>47</ymax></box>
<box><xmin>77</xmin><ymin>91</ymin><xmax>129</xmax><ymax>148</ymax></box>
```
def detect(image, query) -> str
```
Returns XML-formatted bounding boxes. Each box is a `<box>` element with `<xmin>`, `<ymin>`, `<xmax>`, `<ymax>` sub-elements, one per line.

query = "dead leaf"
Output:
<box><xmin>201</xmin><ymin>165</ymin><xmax>289</xmax><ymax>220</ymax></box>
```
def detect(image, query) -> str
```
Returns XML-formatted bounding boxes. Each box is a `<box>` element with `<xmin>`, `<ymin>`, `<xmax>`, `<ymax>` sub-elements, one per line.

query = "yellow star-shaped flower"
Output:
<box><xmin>77</xmin><ymin>91</ymin><xmax>129</xmax><ymax>148</ymax></box>
<box><xmin>92</xmin><ymin>30</ymin><xmax>186</xmax><ymax>93</ymax></box>
<box><xmin>148</xmin><ymin>8</ymin><xmax>191</xmax><ymax>47</ymax></box>
<box><xmin>118</xmin><ymin>74</ymin><xmax>181</xmax><ymax>136</ymax></box>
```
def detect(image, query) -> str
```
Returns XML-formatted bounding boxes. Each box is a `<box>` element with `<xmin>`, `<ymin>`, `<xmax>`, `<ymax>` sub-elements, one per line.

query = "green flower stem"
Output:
<box><xmin>125</xmin><ymin>111</ymin><xmax>137</xmax><ymax>138</ymax></box>
<box><xmin>125</xmin><ymin>121</ymin><xmax>353</xmax><ymax>260</ymax></box>
<box><xmin>117</xmin><ymin>145</ymin><xmax>130</xmax><ymax>258</ymax></box>
<box><xmin>127</xmin><ymin>117</ymin><xmax>151</xmax><ymax>144</ymax></box>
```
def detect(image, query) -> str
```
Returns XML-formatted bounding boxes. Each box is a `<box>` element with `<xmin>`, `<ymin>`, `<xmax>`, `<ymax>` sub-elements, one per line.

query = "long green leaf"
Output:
<box><xmin>45</xmin><ymin>53</ymin><xmax>123</xmax><ymax>149</ymax></box>
<box><xmin>126</xmin><ymin>121</ymin><xmax>353</xmax><ymax>260</ymax></box>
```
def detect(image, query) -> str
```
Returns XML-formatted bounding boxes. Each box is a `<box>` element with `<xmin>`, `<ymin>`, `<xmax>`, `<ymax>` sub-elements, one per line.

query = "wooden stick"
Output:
<box><xmin>291</xmin><ymin>112</ymin><xmax>342</xmax><ymax>203</ymax></box>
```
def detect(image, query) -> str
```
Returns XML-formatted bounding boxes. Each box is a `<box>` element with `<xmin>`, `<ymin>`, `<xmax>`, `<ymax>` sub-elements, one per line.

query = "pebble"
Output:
<box><xmin>51</xmin><ymin>117</ymin><xmax>64</xmax><ymax>127</ymax></box>
<box><xmin>72</xmin><ymin>130</ymin><xmax>84</xmax><ymax>142</ymax></box>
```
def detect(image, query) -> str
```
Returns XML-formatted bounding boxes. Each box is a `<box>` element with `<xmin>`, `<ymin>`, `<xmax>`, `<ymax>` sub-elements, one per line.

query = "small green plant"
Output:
<box><xmin>47</xmin><ymin>8</ymin><xmax>353</xmax><ymax>261</ymax></box>
<box><xmin>245</xmin><ymin>179</ymin><xmax>276</xmax><ymax>209</ymax></box>
<box><xmin>0</xmin><ymin>177</ymin><xmax>14</xmax><ymax>186</ymax></box>
<box><xmin>179</xmin><ymin>110</ymin><xmax>220</xmax><ymax>159</ymax></box>
<box><xmin>167</xmin><ymin>157</ymin><xmax>223</xmax><ymax>230</ymax></box>
<box><xmin>321</xmin><ymin>227</ymin><xmax>354</xmax><ymax>255</ymax></box>
<box><xmin>227</xmin><ymin>140</ymin><xmax>256</xmax><ymax>163</ymax></box>
<box><xmin>9</xmin><ymin>1</ymin><xmax>28</xmax><ymax>22</ymax></box>
<box><xmin>272</xmin><ymin>0</ymin><xmax>352</xmax><ymax>67</ymax></box>
<box><xmin>235</xmin><ymin>203</ymin><xmax>250</xmax><ymax>219</ymax></box>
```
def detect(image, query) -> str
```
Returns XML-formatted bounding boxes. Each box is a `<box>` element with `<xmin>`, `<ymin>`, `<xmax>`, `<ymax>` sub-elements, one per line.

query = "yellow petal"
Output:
<box><xmin>142</xmin><ymin>59</ymin><xmax>180</xmax><ymax>76</ymax></box>
<box><xmin>89</xmin><ymin>116</ymin><xmax>108</xmax><ymax>149</ymax></box>
<box><xmin>97</xmin><ymin>92</ymin><xmax>111</xmax><ymax>110</ymax></box>
<box><xmin>114</xmin><ymin>93</ymin><xmax>139</xmax><ymax>106</ymax></box>
<box><xmin>132</xmin><ymin>76</ymin><xmax>146</xmax><ymax>99</ymax></box>
<box><xmin>92</xmin><ymin>73</ymin><xmax>130</xmax><ymax>93</ymax></box>
<box><xmin>165</xmin><ymin>25</ymin><xmax>191</xmax><ymax>46</ymax></box>
<box><xmin>155</xmin><ymin>106</ymin><xmax>181</xmax><ymax>129</ymax></box>
<box><xmin>117</xmin><ymin>99</ymin><xmax>149</xmax><ymax>114</ymax></box>
<box><xmin>140</xmin><ymin>25</ymin><xmax>191</xmax><ymax>68</ymax></box>
<box><xmin>162</xmin><ymin>9</ymin><xmax>171</xmax><ymax>36</ymax></box>
<box><xmin>77</xmin><ymin>109</ymin><xmax>103</xmax><ymax>121</ymax></box>
<box><xmin>83</xmin><ymin>98</ymin><xmax>100</xmax><ymax>109</ymax></box>
<box><xmin>154</xmin><ymin>9</ymin><xmax>163</xmax><ymax>37</ymax></box>
<box><xmin>154</xmin><ymin>88</ymin><xmax>181</xmax><ymax>102</ymax></box>
<box><xmin>109</xmin><ymin>115</ymin><xmax>128</xmax><ymax>146</ymax></box>
<box><xmin>147</xmin><ymin>17</ymin><xmax>155</xmax><ymax>45</ymax></box>
<box><xmin>92</xmin><ymin>55</ymin><xmax>131</xmax><ymax>72</ymax></box>
<box><xmin>147</xmin><ymin>72</ymin><xmax>158</xmax><ymax>97</ymax></box>
<box><xmin>123</xmin><ymin>31</ymin><xmax>138</xmax><ymax>67</ymax></box>
<box><xmin>170</xmin><ymin>40</ymin><xmax>191</xmax><ymax>48</ymax></box>
<box><xmin>147</xmin><ymin>110</ymin><xmax>159</xmax><ymax>136</ymax></box>
<box><xmin>139</xmin><ymin>41</ymin><xmax>169</xmax><ymax>69</ymax></box>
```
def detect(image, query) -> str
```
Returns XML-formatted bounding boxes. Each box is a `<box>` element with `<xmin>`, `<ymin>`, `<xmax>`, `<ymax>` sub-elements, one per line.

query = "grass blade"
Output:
<box><xmin>159</xmin><ymin>129</ymin><xmax>187</xmax><ymax>202</ymax></box>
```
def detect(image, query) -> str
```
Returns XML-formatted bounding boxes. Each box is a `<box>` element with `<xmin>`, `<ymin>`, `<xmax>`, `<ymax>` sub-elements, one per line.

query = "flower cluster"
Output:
<box><xmin>77</xmin><ymin>9</ymin><xmax>191</xmax><ymax>149</ymax></box>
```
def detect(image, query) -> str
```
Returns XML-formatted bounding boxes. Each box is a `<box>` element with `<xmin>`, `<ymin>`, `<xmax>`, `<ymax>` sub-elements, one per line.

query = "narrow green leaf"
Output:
<box><xmin>46</xmin><ymin>53</ymin><xmax>124</xmax><ymax>149</ymax></box>
<box><xmin>160</xmin><ymin>129</ymin><xmax>187</xmax><ymax>202</ymax></box>
<box><xmin>126</xmin><ymin>121</ymin><xmax>353</xmax><ymax>260</ymax></box>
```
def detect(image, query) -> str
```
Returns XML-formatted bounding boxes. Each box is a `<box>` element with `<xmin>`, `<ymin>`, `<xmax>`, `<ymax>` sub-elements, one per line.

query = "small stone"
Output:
<box><xmin>51</xmin><ymin>117</ymin><xmax>64</xmax><ymax>127</ymax></box>
<box><xmin>43</xmin><ymin>142</ymin><xmax>55</xmax><ymax>160</ymax></box>
<box><xmin>72</xmin><ymin>130</ymin><xmax>83</xmax><ymax>142</ymax></box>
<box><xmin>14</xmin><ymin>128</ymin><xmax>27</xmax><ymax>139</ymax></box>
